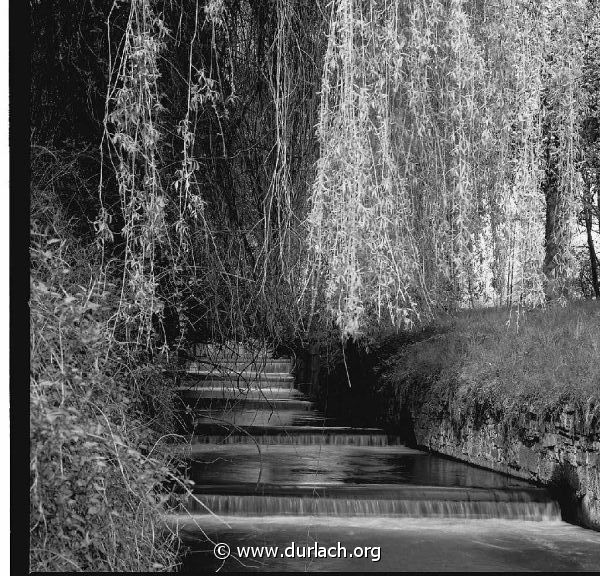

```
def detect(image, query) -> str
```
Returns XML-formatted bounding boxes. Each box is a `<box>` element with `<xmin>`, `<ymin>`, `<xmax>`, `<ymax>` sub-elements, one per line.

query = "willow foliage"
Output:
<box><xmin>308</xmin><ymin>0</ymin><xmax>591</xmax><ymax>338</ymax></box>
<box><xmin>99</xmin><ymin>0</ymin><xmax>595</xmax><ymax>343</ymax></box>
<box><xmin>101</xmin><ymin>0</ymin><xmax>327</xmax><ymax>350</ymax></box>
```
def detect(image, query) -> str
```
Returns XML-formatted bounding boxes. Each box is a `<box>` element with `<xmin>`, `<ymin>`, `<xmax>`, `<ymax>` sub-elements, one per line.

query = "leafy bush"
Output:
<box><xmin>30</xmin><ymin>214</ymin><xmax>184</xmax><ymax>571</ymax></box>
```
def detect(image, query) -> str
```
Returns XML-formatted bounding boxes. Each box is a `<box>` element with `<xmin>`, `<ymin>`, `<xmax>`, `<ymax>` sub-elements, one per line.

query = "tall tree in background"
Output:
<box><xmin>580</xmin><ymin>0</ymin><xmax>600</xmax><ymax>298</ymax></box>
<box><xmin>538</xmin><ymin>0</ymin><xmax>586</xmax><ymax>296</ymax></box>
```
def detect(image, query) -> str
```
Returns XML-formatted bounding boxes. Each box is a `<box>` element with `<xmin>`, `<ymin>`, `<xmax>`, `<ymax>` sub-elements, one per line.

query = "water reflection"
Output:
<box><xmin>188</xmin><ymin>444</ymin><xmax>531</xmax><ymax>489</ymax></box>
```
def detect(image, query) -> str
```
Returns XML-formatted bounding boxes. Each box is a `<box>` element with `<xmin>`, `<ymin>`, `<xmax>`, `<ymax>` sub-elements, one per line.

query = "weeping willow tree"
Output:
<box><xmin>98</xmin><ymin>0</ymin><xmax>595</xmax><ymax>345</ymax></box>
<box><xmin>307</xmin><ymin>0</ymin><xmax>592</xmax><ymax>338</ymax></box>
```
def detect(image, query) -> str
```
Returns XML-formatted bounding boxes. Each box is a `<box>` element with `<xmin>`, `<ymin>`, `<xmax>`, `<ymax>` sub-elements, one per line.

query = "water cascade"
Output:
<box><xmin>170</xmin><ymin>343</ymin><xmax>600</xmax><ymax>572</ymax></box>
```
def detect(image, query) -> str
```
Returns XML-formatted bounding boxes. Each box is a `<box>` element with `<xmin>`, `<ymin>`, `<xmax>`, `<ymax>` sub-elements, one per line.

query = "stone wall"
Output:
<box><xmin>407</xmin><ymin>400</ymin><xmax>600</xmax><ymax>530</ymax></box>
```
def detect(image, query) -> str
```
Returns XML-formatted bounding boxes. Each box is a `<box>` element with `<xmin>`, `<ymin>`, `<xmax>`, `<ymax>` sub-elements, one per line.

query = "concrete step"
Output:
<box><xmin>185</xmin><ymin>431</ymin><xmax>401</xmax><ymax>447</ymax></box>
<box><xmin>175</xmin><ymin>484</ymin><xmax>560</xmax><ymax>520</ymax></box>
<box><xmin>175</xmin><ymin>396</ymin><xmax>315</xmax><ymax>411</ymax></box>
<box><xmin>189</xmin><ymin>407</ymin><xmax>328</xmax><ymax>428</ymax></box>
<box><xmin>185</xmin><ymin>370</ymin><xmax>294</xmax><ymax>381</ymax></box>
<box><xmin>175</xmin><ymin>385</ymin><xmax>305</xmax><ymax>400</ymax></box>
<box><xmin>180</xmin><ymin>378</ymin><xmax>295</xmax><ymax>389</ymax></box>
<box><xmin>192</xmin><ymin>343</ymin><xmax>276</xmax><ymax>359</ymax></box>
<box><xmin>189</xmin><ymin>424</ymin><xmax>387</xmax><ymax>436</ymax></box>
<box><xmin>183</xmin><ymin>483</ymin><xmax>555</xmax><ymax>502</ymax></box>
<box><xmin>188</xmin><ymin>359</ymin><xmax>293</xmax><ymax>373</ymax></box>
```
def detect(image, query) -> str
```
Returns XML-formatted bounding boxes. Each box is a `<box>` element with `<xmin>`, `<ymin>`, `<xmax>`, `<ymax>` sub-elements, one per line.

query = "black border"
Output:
<box><xmin>10</xmin><ymin>0</ymin><xmax>31</xmax><ymax>573</ymax></box>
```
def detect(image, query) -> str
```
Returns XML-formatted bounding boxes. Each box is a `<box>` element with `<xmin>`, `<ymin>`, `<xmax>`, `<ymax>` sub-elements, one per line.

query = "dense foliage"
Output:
<box><xmin>30</xmin><ymin>191</ymin><xmax>184</xmax><ymax>571</ymax></box>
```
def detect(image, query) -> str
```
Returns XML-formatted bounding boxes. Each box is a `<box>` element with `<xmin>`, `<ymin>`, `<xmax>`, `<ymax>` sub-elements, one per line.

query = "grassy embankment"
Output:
<box><xmin>375</xmin><ymin>302</ymin><xmax>600</xmax><ymax>433</ymax></box>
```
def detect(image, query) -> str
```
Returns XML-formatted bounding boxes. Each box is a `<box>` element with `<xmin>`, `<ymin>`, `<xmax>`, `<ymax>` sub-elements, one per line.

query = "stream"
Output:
<box><xmin>169</xmin><ymin>353</ymin><xmax>600</xmax><ymax>572</ymax></box>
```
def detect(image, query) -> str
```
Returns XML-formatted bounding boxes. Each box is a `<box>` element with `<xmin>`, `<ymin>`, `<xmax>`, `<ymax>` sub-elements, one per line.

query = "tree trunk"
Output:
<box><xmin>584</xmin><ymin>199</ymin><xmax>600</xmax><ymax>298</ymax></box>
<box><xmin>541</xmin><ymin>127</ymin><xmax>561</xmax><ymax>286</ymax></box>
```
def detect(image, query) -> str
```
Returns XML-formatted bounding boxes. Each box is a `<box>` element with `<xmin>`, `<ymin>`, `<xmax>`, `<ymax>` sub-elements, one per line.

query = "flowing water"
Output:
<box><xmin>171</xmin><ymin>353</ymin><xmax>600</xmax><ymax>571</ymax></box>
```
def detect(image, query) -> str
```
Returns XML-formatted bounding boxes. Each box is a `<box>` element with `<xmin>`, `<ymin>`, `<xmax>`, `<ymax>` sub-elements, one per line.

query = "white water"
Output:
<box><xmin>183</xmin><ymin>494</ymin><xmax>560</xmax><ymax>520</ymax></box>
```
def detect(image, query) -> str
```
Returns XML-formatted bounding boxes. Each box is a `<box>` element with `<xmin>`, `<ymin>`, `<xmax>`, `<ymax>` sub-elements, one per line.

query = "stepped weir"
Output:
<box><xmin>170</xmin><ymin>342</ymin><xmax>600</xmax><ymax>572</ymax></box>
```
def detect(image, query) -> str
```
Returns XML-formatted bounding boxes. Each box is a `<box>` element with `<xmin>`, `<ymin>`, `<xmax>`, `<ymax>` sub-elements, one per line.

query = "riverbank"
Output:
<box><xmin>372</xmin><ymin>302</ymin><xmax>600</xmax><ymax>530</ymax></box>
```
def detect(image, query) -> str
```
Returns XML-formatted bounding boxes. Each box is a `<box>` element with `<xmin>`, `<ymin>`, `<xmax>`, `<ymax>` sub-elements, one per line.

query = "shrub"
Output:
<box><xmin>30</xmin><ymin>215</ymin><xmax>183</xmax><ymax>571</ymax></box>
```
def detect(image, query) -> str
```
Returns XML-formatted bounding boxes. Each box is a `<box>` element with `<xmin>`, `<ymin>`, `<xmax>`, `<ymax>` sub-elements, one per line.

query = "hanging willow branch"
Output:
<box><xmin>307</xmin><ymin>0</ymin><xmax>588</xmax><ymax>339</ymax></box>
<box><xmin>101</xmin><ymin>0</ymin><xmax>169</xmax><ymax>349</ymax></box>
<box><xmin>101</xmin><ymin>0</ymin><xmax>328</xmax><ymax>352</ymax></box>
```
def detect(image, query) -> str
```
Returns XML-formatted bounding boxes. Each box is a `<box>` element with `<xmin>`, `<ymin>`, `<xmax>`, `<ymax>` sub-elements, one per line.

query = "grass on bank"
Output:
<box><xmin>376</xmin><ymin>301</ymin><xmax>600</xmax><ymax>433</ymax></box>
